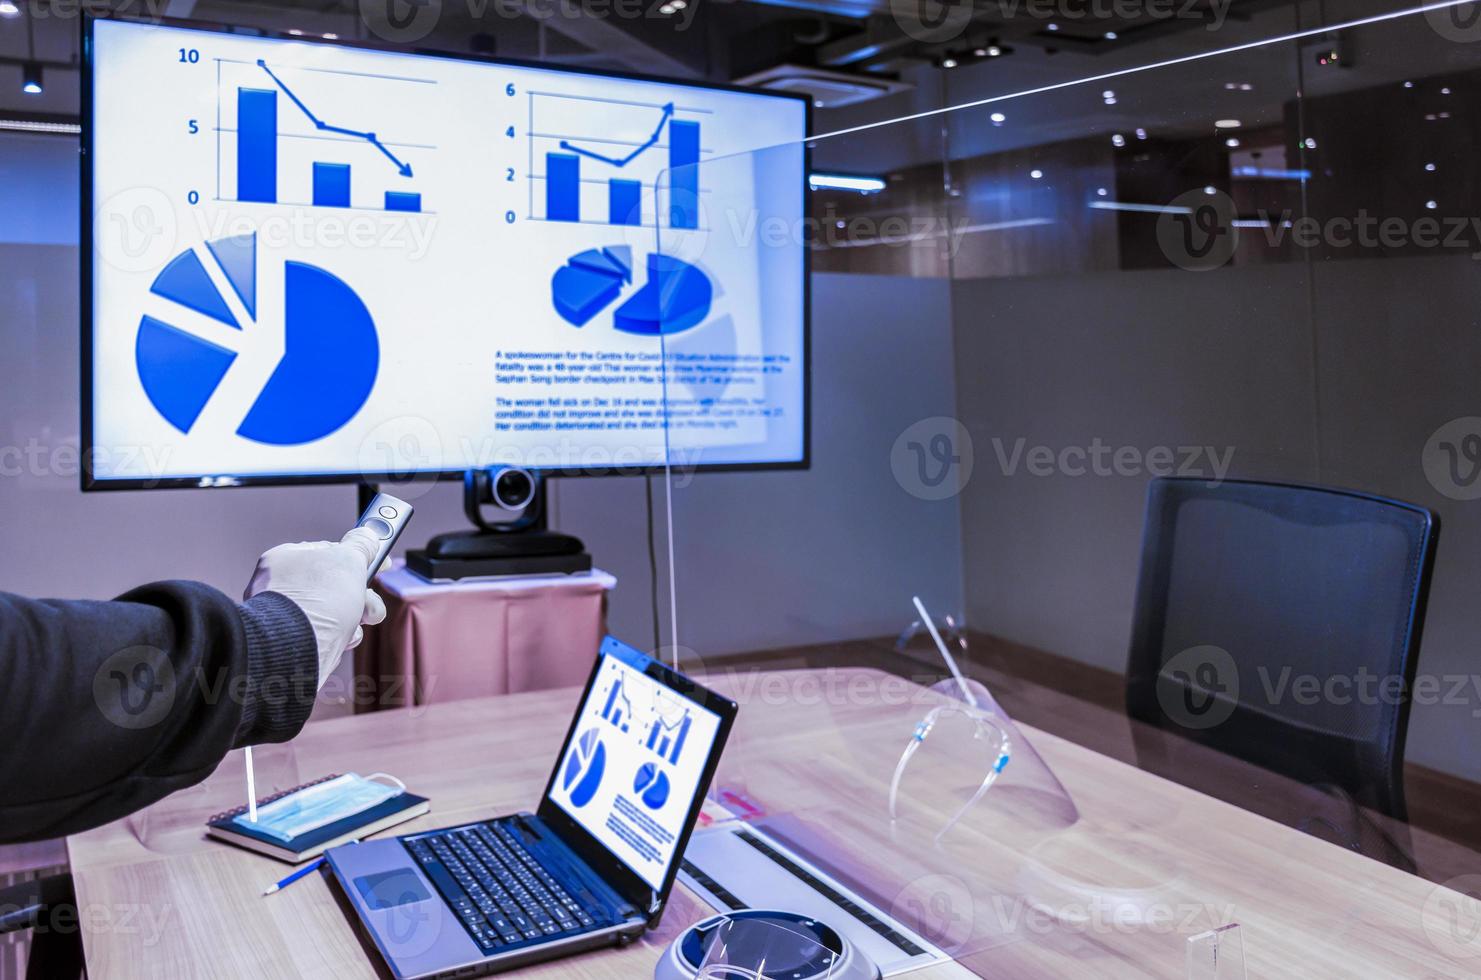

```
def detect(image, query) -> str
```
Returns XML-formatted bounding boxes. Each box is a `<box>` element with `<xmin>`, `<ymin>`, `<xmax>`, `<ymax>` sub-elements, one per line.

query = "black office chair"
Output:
<box><xmin>1125</xmin><ymin>478</ymin><xmax>1437</xmax><ymax>862</ymax></box>
<box><xmin>0</xmin><ymin>873</ymin><xmax>82</xmax><ymax>979</ymax></box>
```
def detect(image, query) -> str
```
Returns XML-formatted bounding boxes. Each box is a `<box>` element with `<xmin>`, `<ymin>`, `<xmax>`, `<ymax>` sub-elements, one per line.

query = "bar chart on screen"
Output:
<box><xmin>215</xmin><ymin>57</ymin><xmax>437</xmax><ymax>213</ymax></box>
<box><xmin>645</xmin><ymin>710</ymin><xmax>692</xmax><ymax>766</ymax></box>
<box><xmin>526</xmin><ymin>90</ymin><xmax>709</xmax><ymax>230</ymax></box>
<box><xmin>599</xmin><ymin>672</ymin><xmax>634</xmax><ymax>734</ymax></box>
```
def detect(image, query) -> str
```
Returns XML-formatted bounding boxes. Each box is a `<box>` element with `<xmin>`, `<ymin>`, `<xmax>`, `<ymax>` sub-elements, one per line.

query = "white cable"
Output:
<box><xmin>653</xmin><ymin>197</ymin><xmax>681</xmax><ymax>671</ymax></box>
<box><xmin>244</xmin><ymin>745</ymin><xmax>259</xmax><ymax>823</ymax></box>
<box><xmin>663</xmin><ymin>451</ymin><xmax>679</xmax><ymax>671</ymax></box>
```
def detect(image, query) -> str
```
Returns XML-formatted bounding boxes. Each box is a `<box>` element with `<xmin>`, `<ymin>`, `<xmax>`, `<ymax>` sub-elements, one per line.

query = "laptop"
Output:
<box><xmin>326</xmin><ymin>636</ymin><xmax>738</xmax><ymax>980</ymax></box>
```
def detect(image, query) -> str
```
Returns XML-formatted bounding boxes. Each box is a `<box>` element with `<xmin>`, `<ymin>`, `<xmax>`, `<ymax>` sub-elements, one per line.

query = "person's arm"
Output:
<box><xmin>0</xmin><ymin>527</ymin><xmax>385</xmax><ymax>845</ymax></box>
<box><xmin>0</xmin><ymin>582</ymin><xmax>318</xmax><ymax>843</ymax></box>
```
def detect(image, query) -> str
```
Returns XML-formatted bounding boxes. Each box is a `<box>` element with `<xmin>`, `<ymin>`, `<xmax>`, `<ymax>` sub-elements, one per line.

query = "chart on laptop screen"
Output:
<box><xmin>547</xmin><ymin>653</ymin><xmax>721</xmax><ymax>889</ymax></box>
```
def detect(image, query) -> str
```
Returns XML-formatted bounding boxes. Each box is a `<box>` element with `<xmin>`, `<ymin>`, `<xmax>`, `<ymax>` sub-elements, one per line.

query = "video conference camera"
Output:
<box><xmin>405</xmin><ymin>466</ymin><xmax>592</xmax><ymax>580</ymax></box>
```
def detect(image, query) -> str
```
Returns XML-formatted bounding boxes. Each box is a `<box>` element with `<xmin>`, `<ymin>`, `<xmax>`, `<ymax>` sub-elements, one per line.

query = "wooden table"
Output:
<box><xmin>68</xmin><ymin>668</ymin><xmax>1481</xmax><ymax>978</ymax></box>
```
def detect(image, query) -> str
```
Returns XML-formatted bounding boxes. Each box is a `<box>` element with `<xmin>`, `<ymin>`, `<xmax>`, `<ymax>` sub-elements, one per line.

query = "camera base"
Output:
<box><xmin>406</xmin><ymin>529</ymin><xmax>591</xmax><ymax>581</ymax></box>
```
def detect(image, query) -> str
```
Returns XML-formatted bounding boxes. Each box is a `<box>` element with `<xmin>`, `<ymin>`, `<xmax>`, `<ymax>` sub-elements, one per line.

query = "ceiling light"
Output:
<box><xmin>1441</xmin><ymin>86</ymin><xmax>1452</xmax><ymax>94</ymax></box>
<box><xmin>1104</xmin><ymin>31</ymin><xmax>1118</xmax><ymax>39</ymax></box>
<box><xmin>1403</xmin><ymin>80</ymin><xmax>1414</xmax><ymax>88</ymax></box>
<box><xmin>1304</xmin><ymin>137</ymin><xmax>1317</xmax><ymax>148</ymax></box>
<box><xmin>1102</xmin><ymin>90</ymin><xmax>1115</xmax><ymax>99</ymax></box>
<box><xmin>1030</xmin><ymin>169</ymin><xmax>1043</xmax><ymax>179</ymax></box>
<box><xmin>1089</xmin><ymin>201</ymin><xmax>1193</xmax><ymax>215</ymax></box>
<box><xmin>0</xmin><ymin>116</ymin><xmax>79</xmax><ymax>134</ymax></box>
<box><xmin>21</xmin><ymin>62</ymin><xmax>42</xmax><ymax>96</ymax></box>
<box><xmin>986</xmin><ymin>45</ymin><xmax>1001</xmax><ymax>56</ymax></box>
<box><xmin>288</xmin><ymin>28</ymin><xmax>306</xmax><ymax>35</ymax></box>
<box><xmin>1046</xmin><ymin>22</ymin><xmax>1059</xmax><ymax>31</ymax></box>
<box><xmin>990</xmin><ymin>111</ymin><xmax>1005</xmax><ymax>124</ymax></box>
<box><xmin>808</xmin><ymin>173</ymin><xmax>886</xmax><ymax>193</ymax></box>
<box><xmin>1232</xmin><ymin>166</ymin><xmax>1311</xmax><ymax>180</ymax></box>
<box><xmin>322</xmin><ymin>32</ymin><xmax>339</xmax><ymax>39</ymax></box>
<box><xmin>941</xmin><ymin>57</ymin><xmax>958</xmax><ymax>69</ymax></box>
<box><xmin>1111</xmin><ymin>134</ymin><xmax>1126</xmax><ymax>147</ymax></box>
<box><xmin>0</xmin><ymin>1</ymin><xmax>19</xmax><ymax>16</ymax></box>
<box><xmin>974</xmin><ymin>47</ymin><xmax>987</xmax><ymax>56</ymax></box>
<box><xmin>1214</xmin><ymin>119</ymin><xmax>1241</xmax><ymax>129</ymax></box>
<box><xmin>1225</xmin><ymin>137</ymin><xmax>1240</xmax><ymax>147</ymax></box>
<box><xmin>1135</xmin><ymin>127</ymin><xmax>1147</xmax><ymax>139</ymax></box>
<box><xmin>1425</xmin><ymin>162</ymin><xmax>1437</xmax><ymax>172</ymax></box>
<box><xmin>1204</xmin><ymin>185</ymin><xmax>1217</xmax><ymax>195</ymax></box>
<box><xmin>1096</xmin><ymin>187</ymin><xmax>1108</xmax><ymax>196</ymax></box>
<box><xmin>1426</xmin><ymin>200</ymin><xmax>1438</xmax><ymax>209</ymax></box>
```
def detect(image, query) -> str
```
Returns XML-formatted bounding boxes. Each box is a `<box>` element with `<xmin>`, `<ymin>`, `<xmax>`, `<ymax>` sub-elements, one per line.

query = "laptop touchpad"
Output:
<box><xmin>355</xmin><ymin>870</ymin><xmax>432</xmax><ymax>909</ymax></box>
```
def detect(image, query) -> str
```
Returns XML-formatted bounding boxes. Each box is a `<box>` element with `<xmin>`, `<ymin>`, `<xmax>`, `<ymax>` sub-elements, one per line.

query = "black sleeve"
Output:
<box><xmin>0</xmin><ymin>581</ymin><xmax>319</xmax><ymax>844</ymax></box>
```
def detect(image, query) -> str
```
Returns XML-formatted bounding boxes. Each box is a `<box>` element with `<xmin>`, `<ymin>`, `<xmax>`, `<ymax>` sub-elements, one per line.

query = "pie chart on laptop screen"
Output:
<box><xmin>634</xmin><ymin>762</ymin><xmax>670</xmax><ymax>810</ymax></box>
<box><xmin>134</xmin><ymin>232</ymin><xmax>379</xmax><ymax>446</ymax></box>
<box><xmin>563</xmin><ymin>729</ymin><xmax>607</xmax><ymax>808</ymax></box>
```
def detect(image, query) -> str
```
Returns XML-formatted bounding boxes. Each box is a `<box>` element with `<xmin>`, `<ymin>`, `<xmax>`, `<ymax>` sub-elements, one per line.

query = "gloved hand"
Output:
<box><xmin>244</xmin><ymin>528</ymin><xmax>388</xmax><ymax>688</ymax></box>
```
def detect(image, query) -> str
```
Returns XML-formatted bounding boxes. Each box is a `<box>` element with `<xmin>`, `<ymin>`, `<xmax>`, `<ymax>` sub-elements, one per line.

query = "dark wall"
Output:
<box><xmin>953</xmin><ymin>255</ymin><xmax>1481</xmax><ymax>782</ymax></box>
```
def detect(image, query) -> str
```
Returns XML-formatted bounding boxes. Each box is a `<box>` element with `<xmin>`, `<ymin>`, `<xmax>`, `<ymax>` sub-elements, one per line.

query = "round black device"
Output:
<box><xmin>656</xmin><ymin>910</ymin><xmax>881</xmax><ymax>980</ymax></box>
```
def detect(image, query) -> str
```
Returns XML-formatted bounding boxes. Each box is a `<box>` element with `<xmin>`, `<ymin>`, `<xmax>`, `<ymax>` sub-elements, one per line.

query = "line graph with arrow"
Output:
<box><xmin>529</xmin><ymin>93</ymin><xmax>705</xmax><ymax>229</ymax></box>
<box><xmin>557</xmin><ymin>102</ymin><xmax>674</xmax><ymax>169</ymax></box>
<box><xmin>218</xmin><ymin>56</ymin><xmax>431</xmax><ymax>213</ymax></box>
<box><xmin>255</xmin><ymin>60</ymin><xmax>416</xmax><ymax>178</ymax></box>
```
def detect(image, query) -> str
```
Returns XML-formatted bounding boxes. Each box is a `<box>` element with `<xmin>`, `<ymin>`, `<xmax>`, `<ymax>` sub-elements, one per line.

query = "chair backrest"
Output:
<box><xmin>1126</xmin><ymin>478</ymin><xmax>1438</xmax><ymax>820</ymax></box>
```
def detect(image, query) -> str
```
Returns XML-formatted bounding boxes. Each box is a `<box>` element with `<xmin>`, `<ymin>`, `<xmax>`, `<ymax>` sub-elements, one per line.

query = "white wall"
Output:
<box><xmin>661</xmin><ymin>273</ymin><xmax>965</xmax><ymax>656</ymax></box>
<box><xmin>952</xmin><ymin>263</ymin><xmax>1318</xmax><ymax>672</ymax></box>
<box><xmin>1</xmin><ymin>135</ymin><xmax>359</xmax><ymax>602</ymax></box>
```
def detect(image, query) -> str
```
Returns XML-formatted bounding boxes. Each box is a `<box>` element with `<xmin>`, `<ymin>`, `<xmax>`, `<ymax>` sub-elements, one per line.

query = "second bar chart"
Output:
<box><xmin>526</xmin><ymin>90</ymin><xmax>708</xmax><ymax>231</ymax></box>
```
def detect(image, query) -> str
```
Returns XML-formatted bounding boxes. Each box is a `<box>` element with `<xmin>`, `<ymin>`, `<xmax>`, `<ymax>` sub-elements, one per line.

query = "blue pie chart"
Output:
<box><xmin>613</xmin><ymin>253</ymin><xmax>712</xmax><ymax>337</ymax></box>
<box><xmin>135</xmin><ymin>233</ymin><xmax>379</xmax><ymax>445</ymax></box>
<box><xmin>563</xmin><ymin>729</ymin><xmax>607</xmax><ymax>808</ymax></box>
<box><xmin>634</xmin><ymin>762</ymin><xmax>671</xmax><ymax>810</ymax></box>
<box><xmin>550</xmin><ymin>246</ymin><xmax>712</xmax><ymax>336</ymax></box>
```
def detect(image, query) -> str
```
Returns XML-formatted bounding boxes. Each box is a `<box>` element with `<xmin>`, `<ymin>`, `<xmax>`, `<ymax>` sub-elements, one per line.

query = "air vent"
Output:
<box><xmin>733</xmin><ymin>65</ymin><xmax>912</xmax><ymax>109</ymax></box>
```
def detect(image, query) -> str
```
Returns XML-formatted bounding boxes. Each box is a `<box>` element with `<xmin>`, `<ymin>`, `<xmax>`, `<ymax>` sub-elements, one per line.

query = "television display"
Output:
<box><xmin>84</xmin><ymin>17</ymin><xmax>808</xmax><ymax>488</ymax></box>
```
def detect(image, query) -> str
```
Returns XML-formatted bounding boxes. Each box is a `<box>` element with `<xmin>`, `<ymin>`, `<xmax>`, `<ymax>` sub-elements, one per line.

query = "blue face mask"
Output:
<box><xmin>236</xmin><ymin>772</ymin><xmax>405</xmax><ymax>842</ymax></box>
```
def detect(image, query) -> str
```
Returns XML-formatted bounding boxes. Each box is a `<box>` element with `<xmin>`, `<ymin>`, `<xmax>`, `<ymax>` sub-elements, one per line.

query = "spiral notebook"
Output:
<box><xmin>205</xmin><ymin>774</ymin><xmax>430</xmax><ymax>864</ymax></box>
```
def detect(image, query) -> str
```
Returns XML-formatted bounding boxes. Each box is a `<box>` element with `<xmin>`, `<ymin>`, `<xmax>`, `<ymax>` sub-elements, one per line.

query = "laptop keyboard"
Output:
<box><xmin>406</xmin><ymin>823</ymin><xmax>602</xmax><ymax>954</ymax></box>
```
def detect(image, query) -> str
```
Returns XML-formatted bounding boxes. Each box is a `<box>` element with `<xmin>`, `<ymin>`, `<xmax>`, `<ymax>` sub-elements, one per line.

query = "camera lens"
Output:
<box><xmin>493</xmin><ymin>468</ymin><xmax>534</xmax><ymax>509</ymax></box>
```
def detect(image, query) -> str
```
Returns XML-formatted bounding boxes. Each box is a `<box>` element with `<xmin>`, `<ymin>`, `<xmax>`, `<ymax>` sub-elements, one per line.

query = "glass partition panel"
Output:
<box><xmin>650</xmin><ymin>3</ymin><xmax>1481</xmax><ymax>976</ymax></box>
<box><xmin>1303</xmin><ymin>8</ymin><xmax>1481</xmax><ymax>883</ymax></box>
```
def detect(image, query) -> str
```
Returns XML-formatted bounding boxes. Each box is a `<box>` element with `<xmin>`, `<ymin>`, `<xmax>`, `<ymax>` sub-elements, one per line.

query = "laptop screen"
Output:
<box><xmin>545</xmin><ymin>639</ymin><xmax>725</xmax><ymax>891</ymax></box>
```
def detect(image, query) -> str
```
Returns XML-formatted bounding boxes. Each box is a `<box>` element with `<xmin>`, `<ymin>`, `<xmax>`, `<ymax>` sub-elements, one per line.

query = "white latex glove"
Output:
<box><xmin>244</xmin><ymin>527</ymin><xmax>388</xmax><ymax>688</ymax></box>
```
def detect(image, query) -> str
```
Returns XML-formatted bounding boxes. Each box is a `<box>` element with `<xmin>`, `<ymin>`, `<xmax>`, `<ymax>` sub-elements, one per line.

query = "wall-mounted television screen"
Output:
<box><xmin>83</xmin><ymin>16</ymin><xmax>808</xmax><ymax>489</ymax></box>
